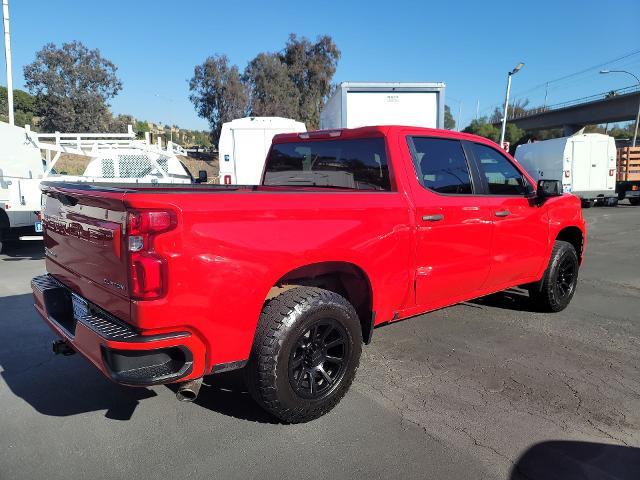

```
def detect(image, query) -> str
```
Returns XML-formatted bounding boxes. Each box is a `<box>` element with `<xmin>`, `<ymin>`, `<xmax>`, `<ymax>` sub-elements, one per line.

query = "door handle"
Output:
<box><xmin>422</xmin><ymin>214</ymin><xmax>444</xmax><ymax>222</ymax></box>
<box><xmin>494</xmin><ymin>210</ymin><xmax>511</xmax><ymax>217</ymax></box>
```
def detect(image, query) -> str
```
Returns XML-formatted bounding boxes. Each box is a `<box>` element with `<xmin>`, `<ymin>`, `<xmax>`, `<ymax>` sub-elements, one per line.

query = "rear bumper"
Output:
<box><xmin>625</xmin><ymin>190</ymin><xmax>640</xmax><ymax>199</ymax></box>
<box><xmin>31</xmin><ymin>274</ymin><xmax>206</xmax><ymax>386</ymax></box>
<box><xmin>571</xmin><ymin>190</ymin><xmax>616</xmax><ymax>199</ymax></box>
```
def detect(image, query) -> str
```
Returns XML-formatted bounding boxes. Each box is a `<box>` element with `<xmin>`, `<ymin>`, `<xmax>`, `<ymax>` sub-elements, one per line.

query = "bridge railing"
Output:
<box><xmin>508</xmin><ymin>84</ymin><xmax>640</xmax><ymax>121</ymax></box>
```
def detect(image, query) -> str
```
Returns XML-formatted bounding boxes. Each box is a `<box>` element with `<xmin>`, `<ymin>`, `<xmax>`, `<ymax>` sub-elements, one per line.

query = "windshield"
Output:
<box><xmin>263</xmin><ymin>138</ymin><xmax>391</xmax><ymax>191</ymax></box>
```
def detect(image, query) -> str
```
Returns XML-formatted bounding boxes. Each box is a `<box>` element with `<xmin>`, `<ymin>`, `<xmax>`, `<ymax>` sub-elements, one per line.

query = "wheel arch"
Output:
<box><xmin>0</xmin><ymin>208</ymin><xmax>9</xmax><ymax>230</ymax></box>
<box><xmin>555</xmin><ymin>226</ymin><xmax>584</xmax><ymax>264</ymax></box>
<box><xmin>266</xmin><ymin>261</ymin><xmax>375</xmax><ymax>344</ymax></box>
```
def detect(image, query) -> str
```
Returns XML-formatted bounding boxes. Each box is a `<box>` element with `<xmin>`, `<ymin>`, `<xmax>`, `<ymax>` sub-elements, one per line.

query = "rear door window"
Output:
<box><xmin>408</xmin><ymin>137</ymin><xmax>473</xmax><ymax>194</ymax></box>
<box><xmin>469</xmin><ymin>143</ymin><xmax>529</xmax><ymax>195</ymax></box>
<box><xmin>263</xmin><ymin>138</ymin><xmax>391</xmax><ymax>191</ymax></box>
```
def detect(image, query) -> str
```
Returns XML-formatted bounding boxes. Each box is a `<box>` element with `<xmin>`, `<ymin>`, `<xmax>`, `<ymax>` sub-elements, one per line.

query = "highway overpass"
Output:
<box><xmin>494</xmin><ymin>85</ymin><xmax>640</xmax><ymax>135</ymax></box>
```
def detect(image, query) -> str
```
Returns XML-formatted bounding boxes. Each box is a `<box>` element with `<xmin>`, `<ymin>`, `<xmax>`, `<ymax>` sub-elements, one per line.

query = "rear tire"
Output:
<box><xmin>528</xmin><ymin>240</ymin><xmax>579</xmax><ymax>312</ymax></box>
<box><xmin>630</xmin><ymin>198</ymin><xmax>640</xmax><ymax>206</ymax></box>
<box><xmin>246</xmin><ymin>287</ymin><xmax>362</xmax><ymax>423</ymax></box>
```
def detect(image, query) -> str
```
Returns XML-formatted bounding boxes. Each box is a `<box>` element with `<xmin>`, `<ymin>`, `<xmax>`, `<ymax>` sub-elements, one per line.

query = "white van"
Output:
<box><xmin>218</xmin><ymin>117</ymin><xmax>306</xmax><ymax>185</ymax></box>
<box><xmin>0</xmin><ymin>122</ymin><xmax>45</xmax><ymax>250</ymax></box>
<box><xmin>515</xmin><ymin>133</ymin><xmax>617</xmax><ymax>206</ymax></box>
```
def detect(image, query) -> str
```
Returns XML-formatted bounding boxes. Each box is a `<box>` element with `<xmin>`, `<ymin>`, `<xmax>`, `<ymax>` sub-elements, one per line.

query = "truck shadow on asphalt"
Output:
<box><xmin>0</xmin><ymin>293</ymin><xmax>156</xmax><ymax>421</ymax></box>
<box><xmin>510</xmin><ymin>440</ymin><xmax>640</xmax><ymax>479</ymax></box>
<box><xmin>164</xmin><ymin>371</ymin><xmax>279</xmax><ymax>424</ymax></box>
<box><xmin>0</xmin><ymin>292</ymin><xmax>274</xmax><ymax>423</ymax></box>
<box><xmin>470</xmin><ymin>288</ymin><xmax>539</xmax><ymax>312</ymax></box>
<box><xmin>0</xmin><ymin>241</ymin><xmax>45</xmax><ymax>261</ymax></box>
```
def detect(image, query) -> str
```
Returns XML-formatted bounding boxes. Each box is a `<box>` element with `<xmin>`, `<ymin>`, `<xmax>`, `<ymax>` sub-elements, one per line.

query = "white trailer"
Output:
<box><xmin>218</xmin><ymin>117</ymin><xmax>306</xmax><ymax>185</ymax></box>
<box><xmin>515</xmin><ymin>133</ymin><xmax>617</xmax><ymax>206</ymax></box>
<box><xmin>320</xmin><ymin>82</ymin><xmax>446</xmax><ymax>130</ymax></box>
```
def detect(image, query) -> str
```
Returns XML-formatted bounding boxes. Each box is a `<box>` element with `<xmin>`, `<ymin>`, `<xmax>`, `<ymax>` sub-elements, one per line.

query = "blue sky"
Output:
<box><xmin>2</xmin><ymin>0</ymin><xmax>639</xmax><ymax>130</ymax></box>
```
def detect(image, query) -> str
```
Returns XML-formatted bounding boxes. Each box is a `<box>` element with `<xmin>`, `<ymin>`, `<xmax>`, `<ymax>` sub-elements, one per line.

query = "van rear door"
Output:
<box><xmin>571</xmin><ymin>139</ymin><xmax>590</xmax><ymax>192</ymax></box>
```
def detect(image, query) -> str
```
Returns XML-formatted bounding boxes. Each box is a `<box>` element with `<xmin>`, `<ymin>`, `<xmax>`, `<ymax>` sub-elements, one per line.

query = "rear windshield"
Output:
<box><xmin>263</xmin><ymin>138</ymin><xmax>391</xmax><ymax>191</ymax></box>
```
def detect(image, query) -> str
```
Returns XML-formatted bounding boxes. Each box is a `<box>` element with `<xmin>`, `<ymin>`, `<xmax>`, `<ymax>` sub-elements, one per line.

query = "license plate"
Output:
<box><xmin>71</xmin><ymin>293</ymin><xmax>89</xmax><ymax>320</ymax></box>
<box><xmin>34</xmin><ymin>221</ymin><xmax>43</xmax><ymax>233</ymax></box>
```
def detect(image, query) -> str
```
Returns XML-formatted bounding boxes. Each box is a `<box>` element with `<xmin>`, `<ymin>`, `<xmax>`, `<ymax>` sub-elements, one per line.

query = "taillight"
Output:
<box><xmin>609</xmin><ymin>169</ymin><xmax>615</xmax><ymax>176</ymax></box>
<box><xmin>564</xmin><ymin>170</ymin><xmax>570</xmax><ymax>178</ymax></box>
<box><xmin>224</xmin><ymin>175</ymin><xmax>232</xmax><ymax>185</ymax></box>
<box><xmin>126</xmin><ymin>210</ymin><xmax>176</xmax><ymax>300</ymax></box>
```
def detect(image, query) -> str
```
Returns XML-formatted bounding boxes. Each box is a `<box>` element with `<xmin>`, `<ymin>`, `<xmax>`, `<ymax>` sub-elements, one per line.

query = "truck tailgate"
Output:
<box><xmin>42</xmin><ymin>183</ymin><xmax>130</xmax><ymax>321</ymax></box>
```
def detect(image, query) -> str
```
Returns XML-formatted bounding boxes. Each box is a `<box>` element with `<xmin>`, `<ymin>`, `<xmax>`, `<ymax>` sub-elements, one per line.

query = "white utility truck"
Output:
<box><xmin>218</xmin><ymin>117</ymin><xmax>306</xmax><ymax>185</ymax></box>
<box><xmin>515</xmin><ymin>132</ymin><xmax>617</xmax><ymax>207</ymax></box>
<box><xmin>0</xmin><ymin>122</ymin><xmax>198</xmax><ymax>252</ymax></box>
<box><xmin>0</xmin><ymin>122</ymin><xmax>45</xmax><ymax>251</ymax></box>
<box><xmin>320</xmin><ymin>82</ymin><xmax>446</xmax><ymax>130</ymax></box>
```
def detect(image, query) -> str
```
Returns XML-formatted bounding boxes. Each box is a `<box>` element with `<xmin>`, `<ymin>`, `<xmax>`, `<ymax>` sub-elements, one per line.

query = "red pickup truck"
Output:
<box><xmin>32</xmin><ymin>126</ymin><xmax>585</xmax><ymax>422</ymax></box>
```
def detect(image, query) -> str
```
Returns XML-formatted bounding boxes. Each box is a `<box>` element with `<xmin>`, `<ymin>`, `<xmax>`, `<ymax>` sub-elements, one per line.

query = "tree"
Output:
<box><xmin>490</xmin><ymin>99</ymin><xmax>530</xmax><ymax>124</ymax></box>
<box><xmin>278</xmin><ymin>34</ymin><xmax>340</xmax><ymax>129</ymax></box>
<box><xmin>444</xmin><ymin>105</ymin><xmax>455</xmax><ymax>130</ymax></box>
<box><xmin>463</xmin><ymin>117</ymin><xmax>501</xmax><ymax>142</ymax></box>
<box><xmin>0</xmin><ymin>86</ymin><xmax>38</xmax><ymax>127</ymax></box>
<box><xmin>23</xmin><ymin>41</ymin><xmax>122</xmax><ymax>132</ymax></box>
<box><xmin>463</xmin><ymin>117</ymin><xmax>524</xmax><ymax>151</ymax></box>
<box><xmin>189</xmin><ymin>54</ymin><xmax>248</xmax><ymax>144</ymax></box>
<box><xmin>108</xmin><ymin>113</ymin><xmax>135</xmax><ymax>133</ymax></box>
<box><xmin>243</xmin><ymin>52</ymin><xmax>299</xmax><ymax>118</ymax></box>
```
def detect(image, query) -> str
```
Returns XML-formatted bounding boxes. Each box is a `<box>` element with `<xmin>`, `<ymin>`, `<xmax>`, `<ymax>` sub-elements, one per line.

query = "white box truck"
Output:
<box><xmin>515</xmin><ymin>133</ymin><xmax>617</xmax><ymax>207</ymax></box>
<box><xmin>218</xmin><ymin>117</ymin><xmax>306</xmax><ymax>185</ymax></box>
<box><xmin>320</xmin><ymin>82</ymin><xmax>446</xmax><ymax>130</ymax></box>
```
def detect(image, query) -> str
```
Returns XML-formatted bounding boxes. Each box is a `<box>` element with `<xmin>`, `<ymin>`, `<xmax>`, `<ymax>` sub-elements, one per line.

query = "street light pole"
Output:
<box><xmin>499</xmin><ymin>62</ymin><xmax>524</xmax><ymax>149</ymax></box>
<box><xmin>2</xmin><ymin>0</ymin><xmax>14</xmax><ymax>125</ymax></box>
<box><xmin>600</xmin><ymin>69</ymin><xmax>640</xmax><ymax>147</ymax></box>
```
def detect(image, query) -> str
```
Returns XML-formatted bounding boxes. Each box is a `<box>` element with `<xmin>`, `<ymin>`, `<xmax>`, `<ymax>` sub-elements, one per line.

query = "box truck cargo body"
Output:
<box><xmin>515</xmin><ymin>133</ymin><xmax>617</xmax><ymax>205</ymax></box>
<box><xmin>218</xmin><ymin>117</ymin><xmax>306</xmax><ymax>185</ymax></box>
<box><xmin>320</xmin><ymin>82</ymin><xmax>446</xmax><ymax>130</ymax></box>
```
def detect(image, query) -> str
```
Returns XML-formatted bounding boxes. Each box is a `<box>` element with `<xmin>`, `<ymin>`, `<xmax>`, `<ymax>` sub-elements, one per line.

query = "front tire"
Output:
<box><xmin>528</xmin><ymin>240</ymin><xmax>579</xmax><ymax>312</ymax></box>
<box><xmin>246</xmin><ymin>287</ymin><xmax>362</xmax><ymax>423</ymax></box>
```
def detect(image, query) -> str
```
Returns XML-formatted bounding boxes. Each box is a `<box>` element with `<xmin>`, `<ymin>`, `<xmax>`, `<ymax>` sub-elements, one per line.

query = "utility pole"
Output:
<box><xmin>456</xmin><ymin>102</ymin><xmax>463</xmax><ymax>132</ymax></box>
<box><xmin>2</xmin><ymin>0</ymin><xmax>14</xmax><ymax>125</ymax></box>
<box><xmin>476</xmin><ymin>99</ymin><xmax>479</xmax><ymax>121</ymax></box>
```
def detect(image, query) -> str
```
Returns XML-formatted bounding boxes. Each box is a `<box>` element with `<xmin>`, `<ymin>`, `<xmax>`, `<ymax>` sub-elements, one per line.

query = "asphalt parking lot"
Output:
<box><xmin>1</xmin><ymin>204</ymin><xmax>639</xmax><ymax>480</ymax></box>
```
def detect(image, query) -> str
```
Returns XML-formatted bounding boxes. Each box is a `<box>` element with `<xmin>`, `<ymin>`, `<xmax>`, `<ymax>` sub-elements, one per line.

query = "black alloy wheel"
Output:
<box><xmin>288</xmin><ymin>319</ymin><xmax>350</xmax><ymax>400</ymax></box>
<box><xmin>554</xmin><ymin>255</ymin><xmax>577</xmax><ymax>300</ymax></box>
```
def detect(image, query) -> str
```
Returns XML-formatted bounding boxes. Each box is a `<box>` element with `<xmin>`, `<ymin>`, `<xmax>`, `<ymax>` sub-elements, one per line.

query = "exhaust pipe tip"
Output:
<box><xmin>176</xmin><ymin>377</ymin><xmax>203</xmax><ymax>402</ymax></box>
<box><xmin>52</xmin><ymin>339</ymin><xmax>75</xmax><ymax>356</ymax></box>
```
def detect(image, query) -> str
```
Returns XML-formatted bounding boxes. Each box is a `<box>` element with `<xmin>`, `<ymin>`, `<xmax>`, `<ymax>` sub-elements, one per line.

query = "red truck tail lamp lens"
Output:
<box><xmin>224</xmin><ymin>175</ymin><xmax>232</xmax><ymax>185</ymax></box>
<box><xmin>128</xmin><ymin>210</ymin><xmax>175</xmax><ymax>235</ymax></box>
<box><xmin>126</xmin><ymin>210</ymin><xmax>176</xmax><ymax>300</ymax></box>
<box><xmin>130</xmin><ymin>252</ymin><xmax>166</xmax><ymax>299</ymax></box>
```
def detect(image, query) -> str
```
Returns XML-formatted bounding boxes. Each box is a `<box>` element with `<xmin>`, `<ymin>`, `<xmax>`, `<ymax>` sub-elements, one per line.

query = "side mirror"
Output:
<box><xmin>196</xmin><ymin>170</ymin><xmax>208</xmax><ymax>184</ymax></box>
<box><xmin>537</xmin><ymin>179</ymin><xmax>562</xmax><ymax>198</ymax></box>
